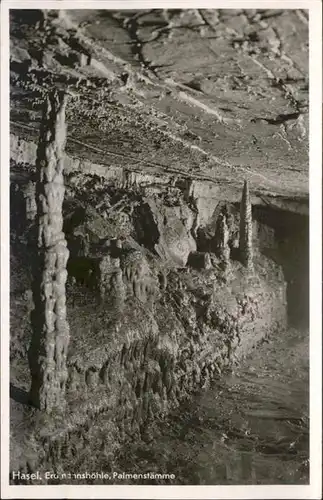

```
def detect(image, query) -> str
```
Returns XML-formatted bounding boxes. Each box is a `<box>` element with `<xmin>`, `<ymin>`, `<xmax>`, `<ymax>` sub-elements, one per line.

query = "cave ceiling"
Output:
<box><xmin>10</xmin><ymin>8</ymin><xmax>309</xmax><ymax>205</ymax></box>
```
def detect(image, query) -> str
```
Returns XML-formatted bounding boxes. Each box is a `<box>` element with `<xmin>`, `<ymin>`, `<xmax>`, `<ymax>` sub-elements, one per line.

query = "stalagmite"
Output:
<box><xmin>218</xmin><ymin>213</ymin><xmax>230</xmax><ymax>270</ymax></box>
<box><xmin>28</xmin><ymin>90</ymin><xmax>70</xmax><ymax>412</ymax></box>
<box><xmin>239</xmin><ymin>180</ymin><xmax>253</xmax><ymax>271</ymax></box>
<box><xmin>22</xmin><ymin>180</ymin><xmax>37</xmax><ymax>221</ymax></box>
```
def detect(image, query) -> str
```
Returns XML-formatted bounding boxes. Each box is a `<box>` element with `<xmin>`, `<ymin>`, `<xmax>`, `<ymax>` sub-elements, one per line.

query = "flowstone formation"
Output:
<box><xmin>28</xmin><ymin>91</ymin><xmax>70</xmax><ymax>412</ymax></box>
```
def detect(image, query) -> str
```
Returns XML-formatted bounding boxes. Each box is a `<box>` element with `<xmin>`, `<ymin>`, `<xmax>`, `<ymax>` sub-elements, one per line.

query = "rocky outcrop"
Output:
<box><xmin>132</xmin><ymin>195</ymin><xmax>196</xmax><ymax>267</ymax></box>
<box><xmin>28</xmin><ymin>91</ymin><xmax>70</xmax><ymax>412</ymax></box>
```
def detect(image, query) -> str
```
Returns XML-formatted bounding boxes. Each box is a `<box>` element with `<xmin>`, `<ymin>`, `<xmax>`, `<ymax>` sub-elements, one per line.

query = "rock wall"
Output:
<box><xmin>10</xmin><ymin>150</ymin><xmax>307</xmax><ymax>483</ymax></box>
<box><xmin>11</xmin><ymin>260</ymin><xmax>287</xmax><ymax>483</ymax></box>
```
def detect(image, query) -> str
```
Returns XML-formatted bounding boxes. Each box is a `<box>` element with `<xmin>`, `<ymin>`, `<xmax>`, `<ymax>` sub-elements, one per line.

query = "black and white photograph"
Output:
<box><xmin>1</xmin><ymin>1</ymin><xmax>322</xmax><ymax>498</ymax></box>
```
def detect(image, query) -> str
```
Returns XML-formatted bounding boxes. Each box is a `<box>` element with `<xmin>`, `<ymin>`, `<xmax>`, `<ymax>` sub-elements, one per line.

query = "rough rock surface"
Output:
<box><xmin>10</xmin><ymin>9</ymin><xmax>308</xmax><ymax>204</ymax></box>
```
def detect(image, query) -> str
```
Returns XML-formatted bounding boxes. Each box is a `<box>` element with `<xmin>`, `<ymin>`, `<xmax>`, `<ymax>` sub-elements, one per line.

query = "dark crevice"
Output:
<box><xmin>252</xmin><ymin>205</ymin><xmax>309</xmax><ymax>329</ymax></box>
<box><xmin>251</xmin><ymin>112</ymin><xmax>301</xmax><ymax>125</ymax></box>
<box><xmin>10</xmin><ymin>383</ymin><xmax>35</xmax><ymax>407</ymax></box>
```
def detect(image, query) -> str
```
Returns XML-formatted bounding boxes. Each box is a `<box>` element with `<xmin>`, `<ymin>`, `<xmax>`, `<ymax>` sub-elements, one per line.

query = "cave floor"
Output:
<box><xmin>113</xmin><ymin>326</ymin><xmax>309</xmax><ymax>485</ymax></box>
<box><xmin>10</xmin><ymin>324</ymin><xmax>308</xmax><ymax>485</ymax></box>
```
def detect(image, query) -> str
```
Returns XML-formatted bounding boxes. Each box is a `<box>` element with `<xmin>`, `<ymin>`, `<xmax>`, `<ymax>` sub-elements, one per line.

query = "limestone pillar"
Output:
<box><xmin>218</xmin><ymin>213</ymin><xmax>230</xmax><ymax>270</ymax></box>
<box><xmin>22</xmin><ymin>180</ymin><xmax>37</xmax><ymax>221</ymax></box>
<box><xmin>239</xmin><ymin>180</ymin><xmax>253</xmax><ymax>271</ymax></box>
<box><xmin>28</xmin><ymin>90</ymin><xmax>70</xmax><ymax>412</ymax></box>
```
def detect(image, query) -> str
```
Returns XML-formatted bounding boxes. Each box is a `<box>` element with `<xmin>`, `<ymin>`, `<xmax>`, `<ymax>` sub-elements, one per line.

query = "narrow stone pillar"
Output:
<box><xmin>218</xmin><ymin>213</ymin><xmax>230</xmax><ymax>270</ymax></box>
<box><xmin>239</xmin><ymin>180</ymin><xmax>253</xmax><ymax>271</ymax></box>
<box><xmin>22</xmin><ymin>180</ymin><xmax>37</xmax><ymax>221</ymax></box>
<box><xmin>28</xmin><ymin>90</ymin><xmax>70</xmax><ymax>412</ymax></box>
<box><xmin>98</xmin><ymin>255</ymin><xmax>111</xmax><ymax>301</ymax></box>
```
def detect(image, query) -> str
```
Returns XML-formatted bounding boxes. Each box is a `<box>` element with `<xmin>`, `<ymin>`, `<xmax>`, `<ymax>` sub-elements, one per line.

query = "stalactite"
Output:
<box><xmin>28</xmin><ymin>90</ymin><xmax>70</xmax><ymax>412</ymax></box>
<box><xmin>239</xmin><ymin>179</ymin><xmax>253</xmax><ymax>271</ymax></box>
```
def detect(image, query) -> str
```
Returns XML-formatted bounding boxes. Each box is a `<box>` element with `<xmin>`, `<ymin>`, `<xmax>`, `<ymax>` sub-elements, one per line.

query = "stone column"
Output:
<box><xmin>28</xmin><ymin>90</ymin><xmax>70</xmax><ymax>412</ymax></box>
<box><xmin>22</xmin><ymin>180</ymin><xmax>37</xmax><ymax>221</ymax></box>
<box><xmin>239</xmin><ymin>180</ymin><xmax>253</xmax><ymax>271</ymax></box>
<box><xmin>218</xmin><ymin>213</ymin><xmax>230</xmax><ymax>270</ymax></box>
<box><xmin>98</xmin><ymin>255</ymin><xmax>112</xmax><ymax>300</ymax></box>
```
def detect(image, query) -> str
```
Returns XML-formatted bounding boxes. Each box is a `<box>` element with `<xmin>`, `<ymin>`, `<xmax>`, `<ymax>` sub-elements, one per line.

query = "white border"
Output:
<box><xmin>1</xmin><ymin>1</ymin><xmax>322</xmax><ymax>499</ymax></box>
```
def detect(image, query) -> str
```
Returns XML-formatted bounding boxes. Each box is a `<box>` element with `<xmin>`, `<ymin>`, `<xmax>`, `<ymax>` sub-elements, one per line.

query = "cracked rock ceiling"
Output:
<box><xmin>10</xmin><ymin>8</ymin><xmax>309</xmax><ymax>206</ymax></box>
